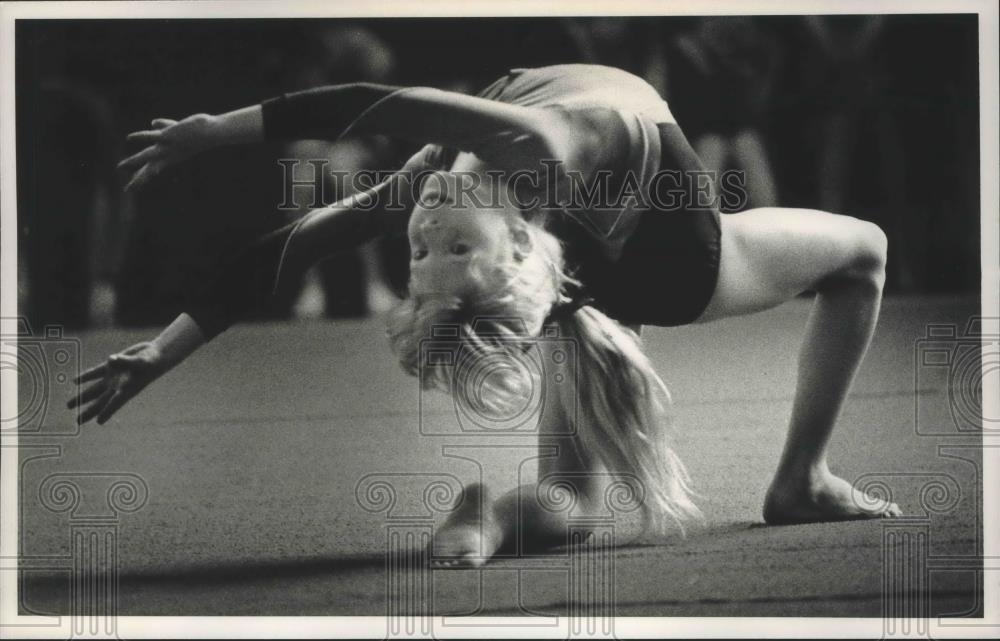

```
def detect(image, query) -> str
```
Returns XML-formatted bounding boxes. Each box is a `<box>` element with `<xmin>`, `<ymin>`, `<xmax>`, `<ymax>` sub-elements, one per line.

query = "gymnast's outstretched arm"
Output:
<box><xmin>72</xmin><ymin>158</ymin><xmax>422</xmax><ymax>426</ymax></box>
<box><xmin>118</xmin><ymin>82</ymin><xmax>603</xmax><ymax>192</ymax></box>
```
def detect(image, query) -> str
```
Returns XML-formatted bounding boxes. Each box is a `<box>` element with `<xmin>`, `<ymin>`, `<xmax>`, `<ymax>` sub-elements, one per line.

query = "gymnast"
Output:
<box><xmin>73</xmin><ymin>63</ymin><xmax>900</xmax><ymax>567</ymax></box>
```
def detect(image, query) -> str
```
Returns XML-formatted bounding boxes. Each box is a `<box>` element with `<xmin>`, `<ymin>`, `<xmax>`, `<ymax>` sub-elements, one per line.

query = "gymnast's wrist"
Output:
<box><xmin>150</xmin><ymin>313</ymin><xmax>207</xmax><ymax>369</ymax></box>
<box><xmin>210</xmin><ymin>105</ymin><xmax>265</xmax><ymax>146</ymax></box>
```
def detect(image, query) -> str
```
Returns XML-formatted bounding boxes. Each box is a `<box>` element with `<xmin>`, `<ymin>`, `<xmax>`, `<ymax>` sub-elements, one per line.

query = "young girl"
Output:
<box><xmin>73</xmin><ymin>64</ymin><xmax>900</xmax><ymax>567</ymax></box>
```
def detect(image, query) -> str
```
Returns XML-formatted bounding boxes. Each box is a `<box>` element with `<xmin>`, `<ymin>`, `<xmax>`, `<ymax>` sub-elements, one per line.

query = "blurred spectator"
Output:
<box><xmin>17</xmin><ymin>79</ymin><xmax>120</xmax><ymax>329</ymax></box>
<box><xmin>799</xmin><ymin>15</ymin><xmax>912</xmax><ymax>290</ymax></box>
<box><xmin>668</xmin><ymin>17</ymin><xmax>782</xmax><ymax>210</ymax></box>
<box><xmin>563</xmin><ymin>18</ymin><xmax>670</xmax><ymax>96</ymax></box>
<box><xmin>281</xmin><ymin>25</ymin><xmax>402</xmax><ymax>318</ymax></box>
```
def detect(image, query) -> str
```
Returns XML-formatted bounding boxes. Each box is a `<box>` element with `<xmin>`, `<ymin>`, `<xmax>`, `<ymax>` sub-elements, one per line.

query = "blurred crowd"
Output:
<box><xmin>15</xmin><ymin>16</ymin><xmax>980</xmax><ymax>329</ymax></box>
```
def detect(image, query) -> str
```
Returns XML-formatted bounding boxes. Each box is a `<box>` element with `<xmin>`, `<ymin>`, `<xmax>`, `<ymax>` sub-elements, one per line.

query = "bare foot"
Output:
<box><xmin>431</xmin><ymin>483</ymin><xmax>504</xmax><ymax>569</ymax></box>
<box><xmin>763</xmin><ymin>467</ymin><xmax>902</xmax><ymax>525</ymax></box>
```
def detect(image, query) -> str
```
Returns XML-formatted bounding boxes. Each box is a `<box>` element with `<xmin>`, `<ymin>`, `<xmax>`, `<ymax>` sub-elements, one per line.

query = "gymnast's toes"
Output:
<box><xmin>763</xmin><ymin>471</ymin><xmax>904</xmax><ymax>525</ymax></box>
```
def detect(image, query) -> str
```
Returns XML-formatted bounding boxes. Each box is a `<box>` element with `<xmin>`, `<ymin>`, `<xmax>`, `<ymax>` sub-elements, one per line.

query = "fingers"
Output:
<box><xmin>124</xmin><ymin>161</ymin><xmax>161</xmax><ymax>193</ymax></box>
<box><xmin>117</xmin><ymin>145</ymin><xmax>160</xmax><ymax>174</ymax></box>
<box><xmin>126</xmin><ymin>119</ymin><xmax>175</xmax><ymax>144</ymax></box>
<box><xmin>120</xmin><ymin>342</ymin><xmax>150</xmax><ymax>356</ymax></box>
<box><xmin>96</xmin><ymin>391</ymin><xmax>128</xmax><ymax>425</ymax></box>
<box><xmin>119</xmin><ymin>143</ymin><xmax>164</xmax><ymax>192</ymax></box>
<box><xmin>71</xmin><ymin>346</ymin><xmax>149</xmax><ymax>423</ymax></box>
<box><xmin>118</xmin><ymin>118</ymin><xmax>176</xmax><ymax>192</ymax></box>
<box><xmin>68</xmin><ymin>380</ymin><xmax>108</xmax><ymax>410</ymax></box>
<box><xmin>78</xmin><ymin>387</ymin><xmax>115</xmax><ymax>425</ymax></box>
<box><xmin>118</xmin><ymin>118</ymin><xmax>186</xmax><ymax>192</ymax></box>
<box><xmin>109</xmin><ymin>352</ymin><xmax>143</xmax><ymax>367</ymax></box>
<box><xmin>126</xmin><ymin>130</ymin><xmax>162</xmax><ymax>145</ymax></box>
<box><xmin>74</xmin><ymin>345</ymin><xmax>145</xmax><ymax>387</ymax></box>
<box><xmin>74</xmin><ymin>362</ymin><xmax>108</xmax><ymax>384</ymax></box>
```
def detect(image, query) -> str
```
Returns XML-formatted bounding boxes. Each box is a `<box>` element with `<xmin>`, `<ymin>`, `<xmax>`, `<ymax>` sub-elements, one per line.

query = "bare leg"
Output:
<box><xmin>697</xmin><ymin>207</ymin><xmax>901</xmax><ymax>523</ymax></box>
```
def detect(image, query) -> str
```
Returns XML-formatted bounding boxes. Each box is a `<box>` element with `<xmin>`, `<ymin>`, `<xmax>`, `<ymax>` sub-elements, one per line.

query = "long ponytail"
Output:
<box><xmin>554</xmin><ymin>304</ymin><xmax>702</xmax><ymax>534</ymax></box>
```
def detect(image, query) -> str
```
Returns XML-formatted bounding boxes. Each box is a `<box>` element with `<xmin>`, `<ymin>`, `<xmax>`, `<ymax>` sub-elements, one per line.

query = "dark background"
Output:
<box><xmin>15</xmin><ymin>15</ymin><xmax>981</xmax><ymax>330</ymax></box>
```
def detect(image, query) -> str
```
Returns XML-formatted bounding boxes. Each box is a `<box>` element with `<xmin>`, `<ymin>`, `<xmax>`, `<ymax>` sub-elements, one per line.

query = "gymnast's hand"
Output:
<box><xmin>69</xmin><ymin>342</ymin><xmax>166</xmax><ymax>425</ymax></box>
<box><xmin>118</xmin><ymin>114</ymin><xmax>220</xmax><ymax>191</ymax></box>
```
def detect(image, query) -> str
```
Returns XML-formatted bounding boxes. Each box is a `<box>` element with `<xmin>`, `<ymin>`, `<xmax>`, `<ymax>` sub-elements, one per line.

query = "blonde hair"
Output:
<box><xmin>387</xmin><ymin>215</ymin><xmax>701</xmax><ymax>534</ymax></box>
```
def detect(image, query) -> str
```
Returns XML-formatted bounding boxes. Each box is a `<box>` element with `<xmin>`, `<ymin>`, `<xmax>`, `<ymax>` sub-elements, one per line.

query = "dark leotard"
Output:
<box><xmin>467</xmin><ymin>66</ymin><xmax>721</xmax><ymax>326</ymax></box>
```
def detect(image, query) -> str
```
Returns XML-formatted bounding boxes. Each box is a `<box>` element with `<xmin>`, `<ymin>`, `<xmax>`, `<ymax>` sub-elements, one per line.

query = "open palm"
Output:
<box><xmin>69</xmin><ymin>342</ymin><xmax>165</xmax><ymax>425</ymax></box>
<box><xmin>117</xmin><ymin>113</ymin><xmax>218</xmax><ymax>191</ymax></box>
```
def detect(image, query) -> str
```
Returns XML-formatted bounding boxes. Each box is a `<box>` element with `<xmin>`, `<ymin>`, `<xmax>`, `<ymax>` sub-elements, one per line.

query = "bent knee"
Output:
<box><xmin>834</xmin><ymin>219</ymin><xmax>888</xmax><ymax>288</ymax></box>
<box><xmin>853</xmin><ymin>219</ymin><xmax>888</xmax><ymax>276</ymax></box>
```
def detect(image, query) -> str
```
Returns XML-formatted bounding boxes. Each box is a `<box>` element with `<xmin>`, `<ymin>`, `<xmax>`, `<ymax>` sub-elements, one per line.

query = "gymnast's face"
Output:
<box><xmin>407</xmin><ymin>171</ymin><xmax>523</xmax><ymax>297</ymax></box>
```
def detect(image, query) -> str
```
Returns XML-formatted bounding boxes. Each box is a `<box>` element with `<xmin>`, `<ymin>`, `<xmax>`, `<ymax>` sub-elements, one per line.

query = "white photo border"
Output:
<box><xmin>1</xmin><ymin>0</ymin><xmax>997</xmax><ymax>638</ymax></box>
